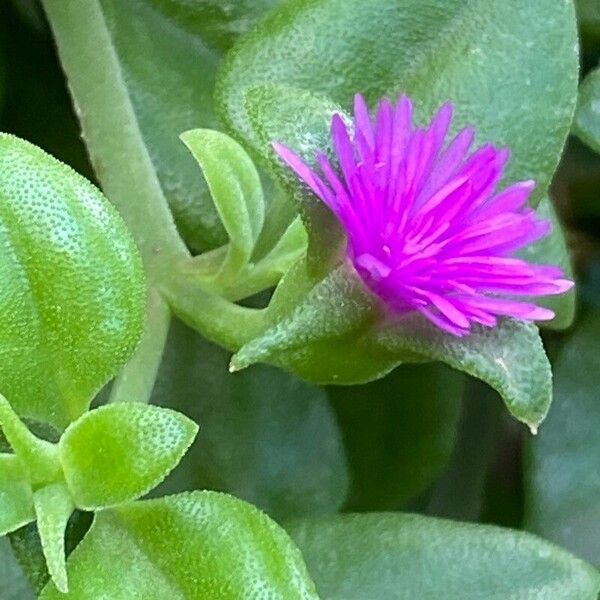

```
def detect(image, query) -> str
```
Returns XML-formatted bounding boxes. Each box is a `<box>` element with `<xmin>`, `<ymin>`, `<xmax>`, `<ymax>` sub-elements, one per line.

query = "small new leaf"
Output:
<box><xmin>181</xmin><ymin>129</ymin><xmax>265</xmax><ymax>281</ymax></box>
<box><xmin>59</xmin><ymin>404</ymin><xmax>198</xmax><ymax>510</ymax></box>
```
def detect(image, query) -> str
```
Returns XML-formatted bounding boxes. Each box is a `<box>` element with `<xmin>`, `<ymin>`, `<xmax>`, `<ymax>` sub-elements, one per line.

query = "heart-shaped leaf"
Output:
<box><xmin>59</xmin><ymin>403</ymin><xmax>198</xmax><ymax>510</ymax></box>
<box><xmin>0</xmin><ymin>134</ymin><xmax>145</xmax><ymax>429</ymax></box>
<box><xmin>287</xmin><ymin>513</ymin><xmax>600</xmax><ymax>599</ymax></box>
<box><xmin>41</xmin><ymin>492</ymin><xmax>319</xmax><ymax>599</ymax></box>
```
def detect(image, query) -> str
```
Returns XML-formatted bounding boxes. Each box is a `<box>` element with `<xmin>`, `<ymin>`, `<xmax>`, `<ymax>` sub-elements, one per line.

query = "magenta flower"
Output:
<box><xmin>273</xmin><ymin>94</ymin><xmax>573</xmax><ymax>336</ymax></box>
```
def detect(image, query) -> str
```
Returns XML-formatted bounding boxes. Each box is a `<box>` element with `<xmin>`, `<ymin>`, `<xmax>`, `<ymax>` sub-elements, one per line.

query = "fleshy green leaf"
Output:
<box><xmin>0</xmin><ymin>537</ymin><xmax>35</xmax><ymax>600</ymax></box>
<box><xmin>573</xmin><ymin>67</ymin><xmax>600</xmax><ymax>155</ymax></box>
<box><xmin>0</xmin><ymin>395</ymin><xmax>60</xmax><ymax>486</ymax></box>
<box><xmin>232</xmin><ymin>261</ymin><xmax>553</xmax><ymax>429</ymax></box>
<box><xmin>0</xmin><ymin>454</ymin><xmax>35</xmax><ymax>536</ymax></box>
<box><xmin>180</xmin><ymin>129</ymin><xmax>265</xmax><ymax>280</ymax></box>
<box><xmin>0</xmin><ymin>134</ymin><xmax>145</xmax><ymax>429</ymax></box>
<box><xmin>526</xmin><ymin>312</ymin><xmax>600</xmax><ymax>566</ymax></box>
<box><xmin>151</xmin><ymin>319</ymin><xmax>349</xmax><ymax>520</ymax></box>
<box><xmin>287</xmin><ymin>513</ymin><xmax>600</xmax><ymax>599</ymax></box>
<box><xmin>59</xmin><ymin>403</ymin><xmax>198</xmax><ymax>510</ymax></box>
<box><xmin>328</xmin><ymin>364</ymin><xmax>463</xmax><ymax>510</ymax></box>
<box><xmin>218</xmin><ymin>0</ymin><xmax>578</xmax><ymax>209</ymax></box>
<box><xmin>41</xmin><ymin>491</ymin><xmax>319</xmax><ymax>599</ymax></box>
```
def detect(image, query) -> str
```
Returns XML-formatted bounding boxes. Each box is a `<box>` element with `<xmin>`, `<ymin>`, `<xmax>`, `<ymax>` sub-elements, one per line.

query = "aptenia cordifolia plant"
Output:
<box><xmin>0</xmin><ymin>0</ymin><xmax>599</xmax><ymax>599</ymax></box>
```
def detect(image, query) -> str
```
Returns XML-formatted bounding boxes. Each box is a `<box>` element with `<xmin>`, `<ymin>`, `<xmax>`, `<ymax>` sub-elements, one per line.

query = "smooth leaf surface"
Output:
<box><xmin>574</xmin><ymin>67</ymin><xmax>600</xmax><ymax>155</ymax></box>
<box><xmin>526</xmin><ymin>313</ymin><xmax>600</xmax><ymax>566</ymax></box>
<box><xmin>218</xmin><ymin>0</ymin><xmax>578</xmax><ymax>208</ymax></box>
<box><xmin>233</xmin><ymin>262</ymin><xmax>553</xmax><ymax>429</ymax></box>
<box><xmin>59</xmin><ymin>403</ymin><xmax>198</xmax><ymax>510</ymax></box>
<box><xmin>0</xmin><ymin>134</ymin><xmax>145</xmax><ymax>429</ymax></box>
<box><xmin>180</xmin><ymin>129</ymin><xmax>265</xmax><ymax>279</ymax></box>
<box><xmin>152</xmin><ymin>319</ymin><xmax>349</xmax><ymax>521</ymax></box>
<box><xmin>328</xmin><ymin>364</ymin><xmax>463</xmax><ymax>510</ymax></box>
<box><xmin>0</xmin><ymin>453</ymin><xmax>35</xmax><ymax>536</ymax></box>
<box><xmin>41</xmin><ymin>491</ymin><xmax>319</xmax><ymax>599</ymax></box>
<box><xmin>287</xmin><ymin>513</ymin><xmax>600</xmax><ymax>599</ymax></box>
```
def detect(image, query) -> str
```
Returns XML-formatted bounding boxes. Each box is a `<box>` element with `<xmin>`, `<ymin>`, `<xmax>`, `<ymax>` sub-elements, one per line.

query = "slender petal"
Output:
<box><xmin>273</xmin><ymin>94</ymin><xmax>573</xmax><ymax>335</ymax></box>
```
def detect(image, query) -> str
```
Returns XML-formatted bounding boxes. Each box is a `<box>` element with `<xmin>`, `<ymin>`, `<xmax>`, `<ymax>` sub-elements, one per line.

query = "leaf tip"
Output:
<box><xmin>55</xmin><ymin>572</ymin><xmax>69</xmax><ymax>595</ymax></box>
<box><xmin>228</xmin><ymin>355</ymin><xmax>248</xmax><ymax>373</ymax></box>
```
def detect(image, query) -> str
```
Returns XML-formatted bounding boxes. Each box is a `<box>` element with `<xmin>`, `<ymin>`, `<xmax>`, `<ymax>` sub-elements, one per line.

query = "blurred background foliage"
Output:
<box><xmin>0</xmin><ymin>0</ymin><xmax>599</xmax><ymax>594</ymax></box>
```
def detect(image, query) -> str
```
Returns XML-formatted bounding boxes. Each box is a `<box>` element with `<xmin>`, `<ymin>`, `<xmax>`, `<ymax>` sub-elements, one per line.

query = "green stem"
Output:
<box><xmin>40</xmin><ymin>0</ymin><xmax>188</xmax><ymax>275</ymax></box>
<box><xmin>160</xmin><ymin>275</ymin><xmax>266</xmax><ymax>352</ymax></box>
<box><xmin>182</xmin><ymin>217</ymin><xmax>308</xmax><ymax>302</ymax></box>
<box><xmin>109</xmin><ymin>288</ymin><xmax>171</xmax><ymax>404</ymax></box>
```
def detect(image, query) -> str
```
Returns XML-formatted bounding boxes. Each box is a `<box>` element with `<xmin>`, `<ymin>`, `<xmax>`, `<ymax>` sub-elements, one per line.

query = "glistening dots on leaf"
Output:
<box><xmin>59</xmin><ymin>403</ymin><xmax>199</xmax><ymax>510</ymax></box>
<box><xmin>274</xmin><ymin>95</ymin><xmax>573</xmax><ymax>336</ymax></box>
<box><xmin>0</xmin><ymin>134</ymin><xmax>146</xmax><ymax>429</ymax></box>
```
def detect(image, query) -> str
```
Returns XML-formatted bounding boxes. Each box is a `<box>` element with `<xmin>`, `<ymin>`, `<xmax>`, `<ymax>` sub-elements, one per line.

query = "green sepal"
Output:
<box><xmin>232</xmin><ymin>260</ymin><xmax>553</xmax><ymax>430</ymax></box>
